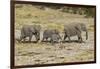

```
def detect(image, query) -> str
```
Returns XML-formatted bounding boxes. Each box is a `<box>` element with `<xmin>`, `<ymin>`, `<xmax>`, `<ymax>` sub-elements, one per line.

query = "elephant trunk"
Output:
<box><xmin>86</xmin><ymin>30</ymin><xmax>88</xmax><ymax>40</ymax></box>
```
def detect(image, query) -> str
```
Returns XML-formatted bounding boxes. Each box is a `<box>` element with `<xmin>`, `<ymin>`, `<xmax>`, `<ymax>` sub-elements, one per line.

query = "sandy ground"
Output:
<box><xmin>15</xmin><ymin>32</ymin><xmax>95</xmax><ymax>66</ymax></box>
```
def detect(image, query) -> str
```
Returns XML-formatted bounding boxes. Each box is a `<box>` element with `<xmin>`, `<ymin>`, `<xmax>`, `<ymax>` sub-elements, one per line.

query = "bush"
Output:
<box><xmin>15</xmin><ymin>4</ymin><xmax>23</xmax><ymax>8</ymax></box>
<box><xmin>84</xmin><ymin>8</ymin><xmax>95</xmax><ymax>17</ymax></box>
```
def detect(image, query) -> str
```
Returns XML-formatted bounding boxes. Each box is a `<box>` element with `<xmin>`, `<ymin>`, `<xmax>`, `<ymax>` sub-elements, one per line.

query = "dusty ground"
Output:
<box><xmin>14</xmin><ymin>4</ymin><xmax>95</xmax><ymax>66</ymax></box>
<box><xmin>15</xmin><ymin>32</ymin><xmax>95</xmax><ymax>66</ymax></box>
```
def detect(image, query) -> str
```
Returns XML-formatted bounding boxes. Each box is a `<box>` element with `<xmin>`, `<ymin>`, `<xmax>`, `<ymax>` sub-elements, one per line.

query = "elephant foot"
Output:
<box><xmin>68</xmin><ymin>40</ymin><xmax>71</xmax><ymax>43</ymax></box>
<box><xmin>34</xmin><ymin>40</ymin><xmax>38</xmax><ymax>43</ymax></box>
<box><xmin>41</xmin><ymin>40</ymin><xmax>45</xmax><ymax>42</ymax></box>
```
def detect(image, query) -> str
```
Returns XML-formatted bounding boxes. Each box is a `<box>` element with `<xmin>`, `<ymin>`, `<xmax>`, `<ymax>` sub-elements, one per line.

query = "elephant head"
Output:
<box><xmin>80</xmin><ymin>23</ymin><xmax>88</xmax><ymax>40</ymax></box>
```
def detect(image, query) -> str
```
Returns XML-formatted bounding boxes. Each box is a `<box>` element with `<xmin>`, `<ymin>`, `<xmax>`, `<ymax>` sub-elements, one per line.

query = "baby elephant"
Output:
<box><xmin>63</xmin><ymin>23</ymin><xmax>88</xmax><ymax>42</ymax></box>
<box><xmin>19</xmin><ymin>24</ymin><xmax>41</xmax><ymax>42</ymax></box>
<box><xmin>42</xmin><ymin>29</ymin><xmax>62</xmax><ymax>44</ymax></box>
<box><xmin>51</xmin><ymin>34</ymin><xmax>62</xmax><ymax>44</ymax></box>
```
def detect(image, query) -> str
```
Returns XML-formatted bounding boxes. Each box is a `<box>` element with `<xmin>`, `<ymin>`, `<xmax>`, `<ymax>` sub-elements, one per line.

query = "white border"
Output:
<box><xmin>0</xmin><ymin>0</ymin><xmax>100</xmax><ymax>69</ymax></box>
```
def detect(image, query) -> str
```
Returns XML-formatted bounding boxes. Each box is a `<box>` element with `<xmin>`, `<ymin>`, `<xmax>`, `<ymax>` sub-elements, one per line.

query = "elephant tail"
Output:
<box><xmin>86</xmin><ymin>31</ymin><xmax>88</xmax><ymax>40</ymax></box>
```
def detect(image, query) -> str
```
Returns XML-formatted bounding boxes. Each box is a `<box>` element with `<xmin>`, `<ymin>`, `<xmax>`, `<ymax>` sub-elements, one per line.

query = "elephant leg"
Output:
<box><xmin>50</xmin><ymin>38</ymin><xmax>54</xmax><ymax>44</ymax></box>
<box><xmin>34</xmin><ymin>35</ymin><xmax>39</xmax><ymax>42</ymax></box>
<box><xmin>42</xmin><ymin>37</ymin><xmax>46</xmax><ymax>41</ymax></box>
<box><xmin>67</xmin><ymin>35</ymin><xmax>71</xmax><ymax>42</ymax></box>
<box><xmin>29</xmin><ymin>35</ymin><xmax>32</xmax><ymax>42</ymax></box>
<box><xmin>51</xmin><ymin>41</ymin><xmax>55</xmax><ymax>45</ymax></box>
<box><xmin>20</xmin><ymin>36</ymin><xmax>26</xmax><ymax>42</ymax></box>
<box><xmin>42</xmin><ymin>37</ymin><xmax>44</xmax><ymax>41</ymax></box>
<box><xmin>63</xmin><ymin>35</ymin><xmax>67</xmax><ymax>41</ymax></box>
<box><xmin>19</xmin><ymin>36</ymin><xmax>23</xmax><ymax>42</ymax></box>
<box><xmin>50</xmin><ymin>39</ymin><xmax>54</xmax><ymax>45</ymax></box>
<box><xmin>78</xmin><ymin>36</ymin><xmax>83</xmax><ymax>43</ymax></box>
<box><xmin>45</xmin><ymin>37</ymin><xmax>48</xmax><ymax>41</ymax></box>
<box><xmin>28</xmin><ymin>33</ymin><xmax>33</xmax><ymax>42</ymax></box>
<box><xmin>23</xmin><ymin>37</ymin><xmax>26</xmax><ymax>42</ymax></box>
<box><xmin>80</xmin><ymin>36</ymin><xmax>83</xmax><ymax>42</ymax></box>
<box><xmin>42</xmin><ymin>37</ymin><xmax>48</xmax><ymax>42</ymax></box>
<box><xmin>77</xmin><ymin>33</ymin><xmax>83</xmax><ymax>43</ymax></box>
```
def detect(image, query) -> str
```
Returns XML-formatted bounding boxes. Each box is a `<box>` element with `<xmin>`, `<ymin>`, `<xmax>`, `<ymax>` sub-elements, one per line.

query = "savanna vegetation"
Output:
<box><xmin>15</xmin><ymin>4</ymin><xmax>95</xmax><ymax>66</ymax></box>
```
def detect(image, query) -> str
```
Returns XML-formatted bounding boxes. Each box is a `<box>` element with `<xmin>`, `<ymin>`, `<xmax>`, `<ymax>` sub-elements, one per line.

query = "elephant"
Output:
<box><xmin>42</xmin><ymin>29</ymin><xmax>62</xmax><ymax>43</ymax></box>
<box><xmin>15</xmin><ymin>30</ymin><xmax>21</xmax><ymax>42</ymax></box>
<box><xmin>63</xmin><ymin>23</ymin><xmax>88</xmax><ymax>42</ymax></box>
<box><xmin>19</xmin><ymin>24</ymin><xmax>41</xmax><ymax>42</ymax></box>
<box><xmin>51</xmin><ymin>34</ymin><xmax>62</xmax><ymax>44</ymax></box>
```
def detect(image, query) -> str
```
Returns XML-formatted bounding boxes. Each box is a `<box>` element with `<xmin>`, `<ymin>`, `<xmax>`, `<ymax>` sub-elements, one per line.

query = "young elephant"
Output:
<box><xmin>63</xmin><ymin>23</ymin><xmax>88</xmax><ymax>42</ymax></box>
<box><xmin>19</xmin><ymin>24</ymin><xmax>41</xmax><ymax>42</ymax></box>
<box><xmin>42</xmin><ymin>29</ymin><xmax>62</xmax><ymax>43</ymax></box>
<box><xmin>51</xmin><ymin>34</ymin><xmax>62</xmax><ymax>44</ymax></box>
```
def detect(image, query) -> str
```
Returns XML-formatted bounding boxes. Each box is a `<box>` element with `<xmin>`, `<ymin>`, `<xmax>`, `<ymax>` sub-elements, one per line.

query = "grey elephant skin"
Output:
<box><xmin>19</xmin><ymin>25</ymin><xmax>41</xmax><ymax>42</ymax></box>
<box><xmin>42</xmin><ymin>29</ymin><xmax>61</xmax><ymax>44</ymax></box>
<box><xmin>51</xmin><ymin>34</ymin><xmax>62</xmax><ymax>44</ymax></box>
<box><xmin>63</xmin><ymin>23</ymin><xmax>88</xmax><ymax>42</ymax></box>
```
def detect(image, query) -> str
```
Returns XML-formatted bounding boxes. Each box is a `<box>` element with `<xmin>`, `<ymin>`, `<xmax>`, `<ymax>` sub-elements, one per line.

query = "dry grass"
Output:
<box><xmin>15</xmin><ymin>4</ymin><xmax>94</xmax><ymax>31</ymax></box>
<box><xmin>15</xmin><ymin>4</ymin><xmax>95</xmax><ymax>66</ymax></box>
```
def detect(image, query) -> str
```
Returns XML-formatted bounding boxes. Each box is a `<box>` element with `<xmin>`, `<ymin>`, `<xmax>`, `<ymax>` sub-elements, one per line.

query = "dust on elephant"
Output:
<box><xmin>63</xmin><ymin>23</ymin><xmax>88</xmax><ymax>42</ymax></box>
<box><xmin>42</xmin><ymin>29</ymin><xmax>62</xmax><ymax>43</ymax></box>
<box><xmin>19</xmin><ymin>24</ymin><xmax>41</xmax><ymax>42</ymax></box>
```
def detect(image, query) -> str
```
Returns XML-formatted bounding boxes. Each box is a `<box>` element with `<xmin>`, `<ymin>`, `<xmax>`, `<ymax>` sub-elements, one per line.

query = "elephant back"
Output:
<box><xmin>64</xmin><ymin>24</ymin><xmax>78</xmax><ymax>36</ymax></box>
<box><xmin>33</xmin><ymin>25</ymin><xmax>41</xmax><ymax>32</ymax></box>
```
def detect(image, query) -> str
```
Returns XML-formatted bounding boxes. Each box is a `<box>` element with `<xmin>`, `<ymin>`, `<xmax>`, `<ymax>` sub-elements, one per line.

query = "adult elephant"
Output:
<box><xmin>19</xmin><ymin>24</ymin><xmax>41</xmax><ymax>42</ymax></box>
<box><xmin>63</xmin><ymin>23</ymin><xmax>88</xmax><ymax>42</ymax></box>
